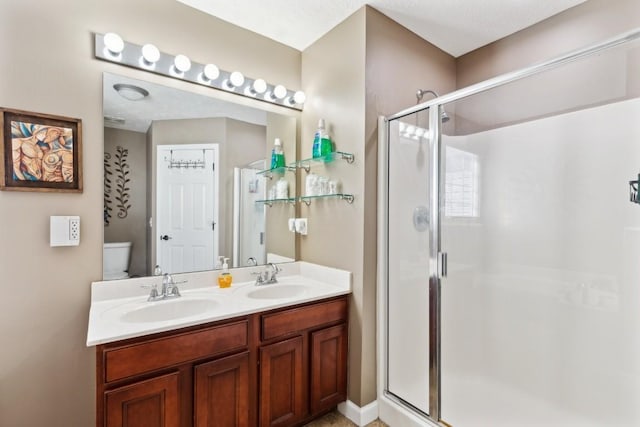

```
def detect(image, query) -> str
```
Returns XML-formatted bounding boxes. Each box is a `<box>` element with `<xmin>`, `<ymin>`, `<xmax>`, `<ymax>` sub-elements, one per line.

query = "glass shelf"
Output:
<box><xmin>255</xmin><ymin>197</ymin><xmax>296</xmax><ymax>207</ymax></box>
<box><xmin>294</xmin><ymin>151</ymin><xmax>355</xmax><ymax>172</ymax></box>
<box><xmin>299</xmin><ymin>193</ymin><xmax>354</xmax><ymax>205</ymax></box>
<box><xmin>257</xmin><ymin>166</ymin><xmax>296</xmax><ymax>179</ymax></box>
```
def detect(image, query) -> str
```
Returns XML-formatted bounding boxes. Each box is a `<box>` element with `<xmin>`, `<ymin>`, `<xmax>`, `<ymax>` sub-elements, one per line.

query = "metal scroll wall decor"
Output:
<box><xmin>103</xmin><ymin>146</ymin><xmax>132</xmax><ymax>226</ymax></box>
<box><xmin>104</xmin><ymin>153</ymin><xmax>113</xmax><ymax>226</ymax></box>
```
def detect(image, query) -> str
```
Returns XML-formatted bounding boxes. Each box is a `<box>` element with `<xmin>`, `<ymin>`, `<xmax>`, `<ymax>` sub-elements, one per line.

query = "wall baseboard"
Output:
<box><xmin>338</xmin><ymin>400</ymin><xmax>379</xmax><ymax>426</ymax></box>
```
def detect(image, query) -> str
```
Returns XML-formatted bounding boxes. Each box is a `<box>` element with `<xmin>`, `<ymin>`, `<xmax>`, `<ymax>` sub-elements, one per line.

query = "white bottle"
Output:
<box><xmin>306</xmin><ymin>173</ymin><xmax>318</xmax><ymax>197</ymax></box>
<box><xmin>276</xmin><ymin>177</ymin><xmax>289</xmax><ymax>199</ymax></box>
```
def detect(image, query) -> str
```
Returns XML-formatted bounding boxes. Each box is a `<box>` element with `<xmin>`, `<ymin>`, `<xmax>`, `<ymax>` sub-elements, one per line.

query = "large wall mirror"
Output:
<box><xmin>103</xmin><ymin>72</ymin><xmax>297</xmax><ymax>280</ymax></box>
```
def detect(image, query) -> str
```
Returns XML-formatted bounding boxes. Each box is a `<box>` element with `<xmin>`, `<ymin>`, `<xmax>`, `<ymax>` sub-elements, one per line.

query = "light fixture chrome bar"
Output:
<box><xmin>387</xmin><ymin>26</ymin><xmax>640</xmax><ymax>121</ymax></box>
<box><xmin>95</xmin><ymin>33</ymin><xmax>305</xmax><ymax>111</ymax></box>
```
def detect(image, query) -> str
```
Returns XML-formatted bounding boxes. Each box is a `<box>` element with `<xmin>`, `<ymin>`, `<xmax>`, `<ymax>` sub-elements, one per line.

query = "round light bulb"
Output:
<box><xmin>203</xmin><ymin>64</ymin><xmax>220</xmax><ymax>81</ymax></box>
<box><xmin>406</xmin><ymin>125</ymin><xmax>416</xmax><ymax>135</ymax></box>
<box><xmin>141</xmin><ymin>43</ymin><xmax>160</xmax><ymax>64</ymax></box>
<box><xmin>174</xmin><ymin>54</ymin><xmax>191</xmax><ymax>73</ymax></box>
<box><xmin>398</xmin><ymin>122</ymin><xmax>406</xmax><ymax>132</ymax></box>
<box><xmin>273</xmin><ymin>85</ymin><xmax>287</xmax><ymax>100</ymax></box>
<box><xmin>293</xmin><ymin>91</ymin><xmax>306</xmax><ymax>104</ymax></box>
<box><xmin>229</xmin><ymin>71</ymin><xmax>245</xmax><ymax>88</ymax></box>
<box><xmin>104</xmin><ymin>32</ymin><xmax>124</xmax><ymax>54</ymax></box>
<box><xmin>252</xmin><ymin>79</ymin><xmax>267</xmax><ymax>94</ymax></box>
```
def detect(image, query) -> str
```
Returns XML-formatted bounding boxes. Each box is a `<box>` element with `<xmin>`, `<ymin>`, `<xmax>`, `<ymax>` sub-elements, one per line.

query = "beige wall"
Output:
<box><xmin>301</xmin><ymin>8</ymin><xmax>368</xmax><ymax>405</ymax></box>
<box><xmin>300</xmin><ymin>6</ymin><xmax>456</xmax><ymax>406</ymax></box>
<box><xmin>364</xmin><ymin>6</ymin><xmax>457</xmax><ymax>405</ymax></box>
<box><xmin>457</xmin><ymin>0</ymin><xmax>640</xmax><ymax>87</ymax></box>
<box><xmin>104</xmin><ymin>127</ymin><xmax>148</xmax><ymax>277</ymax></box>
<box><xmin>265</xmin><ymin>113</ymin><xmax>298</xmax><ymax>260</ymax></box>
<box><xmin>454</xmin><ymin>0</ymin><xmax>640</xmax><ymax>135</ymax></box>
<box><xmin>0</xmin><ymin>0</ymin><xmax>299</xmax><ymax>425</ymax></box>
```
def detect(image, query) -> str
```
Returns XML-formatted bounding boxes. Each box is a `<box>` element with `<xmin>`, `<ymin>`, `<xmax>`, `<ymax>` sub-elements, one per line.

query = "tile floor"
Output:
<box><xmin>304</xmin><ymin>410</ymin><xmax>389</xmax><ymax>427</ymax></box>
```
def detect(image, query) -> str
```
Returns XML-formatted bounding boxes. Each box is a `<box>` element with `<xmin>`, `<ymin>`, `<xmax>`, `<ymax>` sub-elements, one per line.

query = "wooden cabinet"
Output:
<box><xmin>259</xmin><ymin>337</ymin><xmax>304</xmax><ymax>427</ymax></box>
<box><xmin>258</xmin><ymin>297</ymin><xmax>348</xmax><ymax>427</ymax></box>
<box><xmin>96</xmin><ymin>295</ymin><xmax>348</xmax><ymax>427</ymax></box>
<box><xmin>194</xmin><ymin>352</ymin><xmax>250</xmax><ymax>427</ymax></box>
<box><xmin>105</xmin><ymin>372</ymin><xmax>180</xmax><ymax>427</ymax></box>
<box><xmin>310</xmin><ymin>324</ymin><xmax>348</xmax><ymax>414</ymax></box>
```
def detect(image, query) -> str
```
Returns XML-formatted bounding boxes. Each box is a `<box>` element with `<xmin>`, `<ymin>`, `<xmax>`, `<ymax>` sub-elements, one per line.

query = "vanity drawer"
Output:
<box><xmin>103</xmin><ymin>320</ymin><xmax>248</xmax><ymax>383</ymax></box>
<box><xmin>261</xmin><ymin>297</ymin><xmax>348</xmax><ymax>341</ymax></box>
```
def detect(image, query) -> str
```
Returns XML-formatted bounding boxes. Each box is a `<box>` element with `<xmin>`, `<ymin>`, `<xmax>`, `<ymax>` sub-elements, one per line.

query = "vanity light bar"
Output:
<box><xmin>95</xmin><ymin>33</ymin><xmax>305</xmax><ymax>111</ymax></box>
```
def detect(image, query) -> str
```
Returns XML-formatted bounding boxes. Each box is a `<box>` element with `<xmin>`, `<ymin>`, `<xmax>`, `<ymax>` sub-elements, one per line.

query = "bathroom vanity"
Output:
<box><xmin>87</xmin><ymin>262</ymin><xmax>351</xmax><ymax>427</ymax></box>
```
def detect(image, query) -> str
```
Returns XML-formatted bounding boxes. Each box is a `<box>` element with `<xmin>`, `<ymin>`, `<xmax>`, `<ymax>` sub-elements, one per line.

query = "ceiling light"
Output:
<box><xmin>113</xmin><ymin>83</ymin><xmax>149</xmax><ymax>101</ymax></box>
<box><xmin>104</xmin><ymin>32</ymin><xmax>124</xmax><ymax>55</ymax></box>
<box><xmin>174</xmin><ymin>54</ymin><xmax>191</xmax><ymax>73</ymax></box>
<box><xmin>203</xmin><ymin>64</ymin><xmax>220</xmax><ymax>81</ymax></box>
<box><xmin>141</xmin><ymin>43</ymin><xmax>160</xmax><ymax>64</ymax></box>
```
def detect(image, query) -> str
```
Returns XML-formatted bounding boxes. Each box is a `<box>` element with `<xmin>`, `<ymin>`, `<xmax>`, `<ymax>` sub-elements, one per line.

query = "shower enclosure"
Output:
<box><xmin>378</xmin><ymin>28</ymin><xmax>640</xmax><ymax>427</ymax></box>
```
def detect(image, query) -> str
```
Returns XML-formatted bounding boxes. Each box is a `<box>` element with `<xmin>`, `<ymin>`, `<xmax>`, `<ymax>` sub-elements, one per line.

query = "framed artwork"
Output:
<box><xmin>0</xmin><ymin>108</ymin><xmax>82</xmax><ymax>192</ymax></box>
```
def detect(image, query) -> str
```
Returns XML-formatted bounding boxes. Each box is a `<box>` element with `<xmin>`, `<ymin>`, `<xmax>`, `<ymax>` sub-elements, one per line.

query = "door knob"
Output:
<box><xmin>160</xmin><ymin>235</ymin><xmax>172</xmax><ymax>241</ymax></box>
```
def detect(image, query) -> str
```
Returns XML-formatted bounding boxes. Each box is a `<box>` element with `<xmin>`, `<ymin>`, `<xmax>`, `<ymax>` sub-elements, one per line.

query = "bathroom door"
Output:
<box><xmin>156</xmin><ymin>144</ymin><xmax>219</xmax><ymax>274</ymax></box>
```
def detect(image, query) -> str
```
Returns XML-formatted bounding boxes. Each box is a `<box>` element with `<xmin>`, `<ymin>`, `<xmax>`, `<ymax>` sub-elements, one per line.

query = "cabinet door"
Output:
<box><xmin>259</xmin><ymin>336</ymin><xmax>304</xmax><ymax>427</ymax></box>
<box><xmin>194</xmin><ymin>352</ymin><xmax>250</xmax><ymax>427</ymax></box>
<box><xmin>310</xmin><ymin>323</ymin><xmax>348</xmax><ymax>414</ymax></box>
<box><xmin>105</xmin><ymin>372</ymin><xmax>180</xmax><ymax>427</ymax></box>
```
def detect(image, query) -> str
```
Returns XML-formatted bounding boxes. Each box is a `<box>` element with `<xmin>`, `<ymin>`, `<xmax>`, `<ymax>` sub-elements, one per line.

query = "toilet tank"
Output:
<box><xmin>103</xmin><ymin>242</ymin><xmax>132</xmax><ymax>280</ymax></box>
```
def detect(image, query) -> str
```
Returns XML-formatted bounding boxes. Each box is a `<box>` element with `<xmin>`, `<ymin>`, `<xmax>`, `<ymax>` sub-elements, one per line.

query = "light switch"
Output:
<box><xmin>50</xmin><ymin>216</ymin><xmax>80</xmax><ymax>247</ymax></box>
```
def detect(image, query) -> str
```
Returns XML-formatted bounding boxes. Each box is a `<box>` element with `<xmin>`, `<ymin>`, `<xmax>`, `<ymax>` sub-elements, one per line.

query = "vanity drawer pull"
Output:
<box><xmin>104</xmin><ymin>320</ymin><xmax>248</xmax><ymax>383</ymax></box>
<box><xmin>261</xmin><ymin>297</ymin><xmax>348</xmax><ymax>341</ymax></box>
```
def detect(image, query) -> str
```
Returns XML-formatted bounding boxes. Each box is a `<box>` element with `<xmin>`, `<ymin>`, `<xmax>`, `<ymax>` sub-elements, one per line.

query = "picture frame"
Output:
<box><xmin>0</xmin><ymin>108</ymin><xmax>82</xmax><ymax>192</ymax></box>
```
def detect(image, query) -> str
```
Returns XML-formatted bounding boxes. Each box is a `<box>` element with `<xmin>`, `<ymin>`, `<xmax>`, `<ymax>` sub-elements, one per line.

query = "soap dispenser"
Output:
<box><xmin>215</xmin><ymin>256</ymin><xmax>224</xmax><ymax>269</ymax></box>
<box><xmin>218</xmin><ymin>257</ymin><xmax>232</xmax><ymax>288</ymax></box>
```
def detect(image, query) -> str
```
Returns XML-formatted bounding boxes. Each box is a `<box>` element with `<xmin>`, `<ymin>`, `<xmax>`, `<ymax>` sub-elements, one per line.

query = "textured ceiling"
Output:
<box><xmin>177</xmin><ymin>0</ymin><xmax>588</xmax><ymax>57</ymax></box>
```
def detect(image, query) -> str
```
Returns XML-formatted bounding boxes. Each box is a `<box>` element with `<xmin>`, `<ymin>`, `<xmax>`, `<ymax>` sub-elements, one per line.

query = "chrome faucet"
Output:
<box><xmin>148</xmin><ymin>273</ymin><xmax>182</xmax><ymax>301</ymax></box>
<box><xmin>253</xmin><ymin>263</ymin><xmax>281</xmax><ymax>286</ymax></box>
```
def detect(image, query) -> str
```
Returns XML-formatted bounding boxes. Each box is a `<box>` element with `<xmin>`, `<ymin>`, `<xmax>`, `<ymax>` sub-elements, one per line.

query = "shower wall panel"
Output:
<box><xmin>441</xmin><ymin>98</ymin><xmax>640</xmax><ymax>426</ymax></box>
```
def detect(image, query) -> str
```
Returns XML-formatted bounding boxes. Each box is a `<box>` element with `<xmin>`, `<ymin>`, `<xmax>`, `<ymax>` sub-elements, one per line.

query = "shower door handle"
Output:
<box><xmin>439</xmin><ymin>252</ymin><xmax>448</xmax><ymax>278</ymax></box>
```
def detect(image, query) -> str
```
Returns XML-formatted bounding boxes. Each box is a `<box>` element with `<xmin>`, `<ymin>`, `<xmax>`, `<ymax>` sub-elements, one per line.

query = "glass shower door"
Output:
<box><xmin>386</xmin><ymin>116</ymin><xmax>432</xmax><ymax>415</ymax></box>
<box><xmin>439</xmin><ymin>40</ymin><xmax>640</xmax><ymax>426</ymax></box>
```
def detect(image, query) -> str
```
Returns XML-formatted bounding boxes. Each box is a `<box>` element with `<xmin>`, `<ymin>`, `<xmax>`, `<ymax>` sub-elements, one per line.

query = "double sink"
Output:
<box><xmin>115</xmin><ymin>283</ymin><xmax>311</xmax><ymax>324</ymax></box>
<box><xmin>87</xmin><ymin>262</ymin><xmax>351</xmax><ymax>346</ymax></box>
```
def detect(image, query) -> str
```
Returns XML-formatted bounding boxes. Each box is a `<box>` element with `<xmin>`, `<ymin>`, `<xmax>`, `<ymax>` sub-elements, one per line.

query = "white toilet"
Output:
<box><xmin>103</xmin><ymin>242</ymin><xmax>132</xmax><ymax>280</ymax></box>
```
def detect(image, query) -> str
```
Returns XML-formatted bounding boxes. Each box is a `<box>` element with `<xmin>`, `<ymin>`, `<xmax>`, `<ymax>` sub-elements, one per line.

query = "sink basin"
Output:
<box><xmin>246</xmin><ymin>284</ymin><xmax>309</xmax><ymax>300</ymax></box>
<box><xmin>120</xmin><ymin>298</ymin><xmax>218</xmax><ymax>323</ymax></box>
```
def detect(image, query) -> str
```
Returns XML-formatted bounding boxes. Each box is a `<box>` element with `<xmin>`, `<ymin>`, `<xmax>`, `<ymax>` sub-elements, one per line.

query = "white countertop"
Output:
<box><xmin>87</xmin><ymin>261</ymin><xmax>351</xmax><ymax>346</ymax></box>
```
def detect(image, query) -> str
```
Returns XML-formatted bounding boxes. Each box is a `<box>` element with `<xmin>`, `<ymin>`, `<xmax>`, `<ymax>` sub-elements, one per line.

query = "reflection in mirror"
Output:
<box><xmin>103</xmin><ymin>73</ymin><xmax>296</xmax><ymax>280</ymax></box>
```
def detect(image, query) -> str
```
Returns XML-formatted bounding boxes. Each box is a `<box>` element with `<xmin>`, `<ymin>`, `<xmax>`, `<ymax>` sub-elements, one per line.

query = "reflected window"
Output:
<box><xmin>445</xmin><ymin>147</ymin><xmax>479</xmax><ymax>217</ymax></box>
